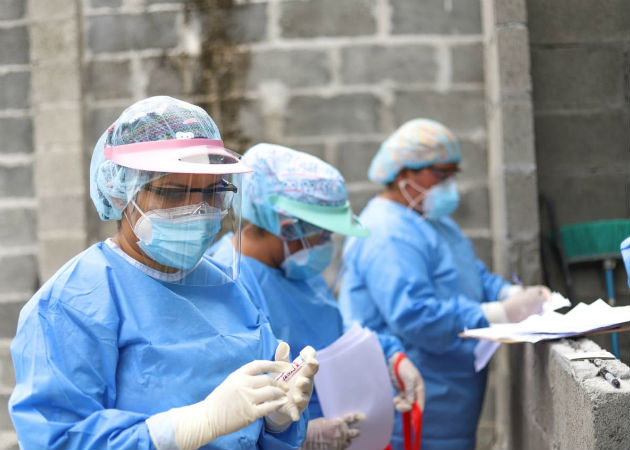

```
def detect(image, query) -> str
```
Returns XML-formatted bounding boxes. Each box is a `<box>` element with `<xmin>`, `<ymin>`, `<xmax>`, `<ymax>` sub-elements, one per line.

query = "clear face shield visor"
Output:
<box><xmin>124</xmin><ymin>172</ymin><xmax>243</xmax><ymax>286</ymax></box>
<box><xmin>106</xmin><ymin>140</ymin><xmax>251</xmax><ymax>286</ymax></box>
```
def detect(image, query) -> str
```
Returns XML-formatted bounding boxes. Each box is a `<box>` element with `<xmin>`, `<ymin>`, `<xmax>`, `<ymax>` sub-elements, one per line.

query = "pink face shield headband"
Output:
<box><xmin>104</xmin><ymin>138</ymin><xmax>252</xmax><ymax>175</ymax></box>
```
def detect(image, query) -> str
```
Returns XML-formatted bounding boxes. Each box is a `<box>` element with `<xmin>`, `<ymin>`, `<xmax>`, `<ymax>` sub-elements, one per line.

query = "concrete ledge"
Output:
<box><xmin>509</xmin><ymin>338</ymin><xmax>630</xmax><ymax>450</ymax></box>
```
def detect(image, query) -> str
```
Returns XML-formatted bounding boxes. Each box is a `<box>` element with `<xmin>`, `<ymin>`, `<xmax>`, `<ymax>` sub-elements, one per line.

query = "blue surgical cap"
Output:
<box><xmin>240</xmin><ymin>143</ymin><xmax>348</xmax><ymax>236</ymax></box>
<box><xmin>89</xmin><ymin>96</ymin><xmax>222</xmax><ymax>220</ymax></box>
<box><xmin>368</xmin><ymin>118</ymin><xmax>462</xmax><ymax>184</ymax></box>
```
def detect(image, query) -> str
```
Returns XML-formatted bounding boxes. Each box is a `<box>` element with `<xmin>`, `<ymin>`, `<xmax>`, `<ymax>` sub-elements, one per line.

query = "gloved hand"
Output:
<box><xmin>482</xmin><ymin>285</ymin><xmax>551</xmax><ymax>324</ymax></box>
<box><xmin>146</xmin><ymin>358</ymin><xmax>293</xmax><ymax>450</ymax></box>
<box><xmin>388</xmin><ymin>352</ymin><xmax>426</xmax><ymax>412</ymax></box>
<box><xmin>503</xmin><ymin>285</ymin><xmax>551</xmax><ymax>322</ymax></box>
<box><xmin>265</xmin><ymin>343</ymin><xmax>319</xmax><ymax>432</ymax></box>
<box><xmin>300</xmin><ymin>414</ymin><xmax>365</xmax><ymax>450</ymax></box>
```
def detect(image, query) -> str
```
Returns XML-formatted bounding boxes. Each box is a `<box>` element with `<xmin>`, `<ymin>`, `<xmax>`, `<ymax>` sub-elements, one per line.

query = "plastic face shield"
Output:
<box><xmin>105</xmin><ymin>141</ymin><xmax>251</xmax><ymax>286</ymax></box>
<box><xmin>124</xmin><ymin>172</ymin><xmax>243</xmax><ymax>286</ymax></box>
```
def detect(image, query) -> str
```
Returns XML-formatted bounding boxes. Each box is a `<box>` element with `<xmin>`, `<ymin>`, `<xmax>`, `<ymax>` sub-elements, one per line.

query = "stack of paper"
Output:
<box><xmin>314</xmin><ymin>323</ymin><xmax>394</xmax><ymax>450</ymax></box>
<box><xmin>462</xmin><ymin>298</ymin><xmax>630</xmax><ymax>344</ymax></box>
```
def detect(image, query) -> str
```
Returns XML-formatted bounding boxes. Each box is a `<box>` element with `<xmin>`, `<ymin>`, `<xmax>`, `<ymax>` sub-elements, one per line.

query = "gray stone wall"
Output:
<box><xmin>0</xmin><ymin>1</ymin><xmax>34</xmax><ymax>447</ymax></box>
<box><xmin>527</xmin><ymin>0</ymin><xmax>630</xmax><ymax>360</ymax></box>
<box><xmin>510</xmin><ymin>338</ymin><xmax>630</xmax><ymax>450</ymax></box>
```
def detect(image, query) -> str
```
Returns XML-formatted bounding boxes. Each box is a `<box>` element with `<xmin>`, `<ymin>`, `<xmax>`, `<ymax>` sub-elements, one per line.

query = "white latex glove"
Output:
<box><xmin>388</xmin><ymin>352</ymin><xmax>426</xmax><ymax>412</ymax></box>
<box><xmin>300</xmin><ymin>414</ymin><xmax>365</xmax><ymax>450</ymax></box>
<box><xmin>482</xmin><ymin>285</ymin><xmax>551</xmax><ymax>324</ymax></box>
<box><xmin>146</xmin><ymin>359</ymin><xmax>293</xmax><ymax>450</ymax></box>
<box><xmin>265</xmin><ymin>343</ymin><xmax>319</xmax><ymax>432</ymax></box>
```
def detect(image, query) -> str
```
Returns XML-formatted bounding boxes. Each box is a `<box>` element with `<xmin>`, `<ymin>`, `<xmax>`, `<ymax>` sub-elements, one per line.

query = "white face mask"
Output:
<box><xmin>398</xmin><ymin>178</ymin><xmax>460</xmax><ymax>219</ymax></box>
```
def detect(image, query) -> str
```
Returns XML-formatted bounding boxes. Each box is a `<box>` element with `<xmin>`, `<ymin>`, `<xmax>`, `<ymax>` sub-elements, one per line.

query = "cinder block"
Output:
<box><xmin>391</xmin><ymin>0</ymin><xmax>482</xmax><ymax>35</ymax></box>
<box><xmin>90</xmin><ymin>0</ymin><xmax>122</xmax><ymax>7</ymax></box>
<box><xmin>0</xmin><ymin>255</ymin><xmax>37</xmax><ymax>295</ymax></box>
<box><xmin>198</xmin><ymin>2</ymin><xmax>267</xmax><ymax>44</ymax></box>
<box><xmin>539</xmin><ymin>173</ymin><xmax>629</xmax><ymax>228</ymax></box>
<box><xmin>0</xmin><ymin>431</ymin><xmax>19</xmax><ymax>450</ymax></box>
<box><xmin>0</xmin><ymin>393</ymin><xmax>13</xmax><ymax>430</ymax></box>
<box><xmin>210</xmin><ymin>98</ymin><xmax>263</xmax><ymax>151</ymax></box>
<box><xmin>452</xmin><ymin>42</ymin><xmax>484</xmax><ymax>84</ymax></box>
<box><xmin>0</xmin><ymin>0</ymin><xmax>25</xmax><ymax>20</ymax></box>
<box><xmin>30</xmin><ymin>20</ymin><xmax>79</xmax><ymax>63</ymax></box>
<box><xmin>87</xmin><ymin>106</ymin><xmax>124</xmax><ymax>146</ymax></box>
<box><xmin>247</xmin><ymin>49</ymin><xmax>330</xmax><ymax>90</ymax></box>
<box><xmin>39</xmin><ymin>236</ymin><xmax>86</xmax><ymax>280</ymax></box>
<box><xmin>146</xmin><ymin>55</ymin><xmax>203</xmax><ymax>97</ymax></box>
<box><xmin>32</xmin><ymin>62</ymin><xmax>81</xmax><ymax>104</ymax></box>
<box><xmin>0</xmin><ymin>343</ymin><xmax>15</xmax><ymax>393</ymax></box>
<box><xmin>33</xmin><ymin>107</ymin><xmax>81</xmax><ymax>149</ymax></box>
<box><xmin>88</xmin><ymin>12</ymin><xmax>178</xmax><ymax>53</ymax></box>
<box><xmin>0</xmin><ymin>209</ymin><xmax>36</xmax><ymax>247</ymax></box>
<box><xmin>34</xmin><ymin>151</ymin><xmax>84</xmax><ymax>195</ymax></box>
<box><xmin>27</xmin><ymin>0</ymin><xmax>78</xmax><ymax>20</ymax></box>
<box><xmin>38</xmin><ymin>193</ymin><xmax>87</xmax><ymax>232</ymax></box>
<box><xmin>504</xmin><ymin>170</ymin><xmax>538</xmax><ymax>233</ymax></box>
<box><xmin>535</xmin><ymin>110</ymin><xmax>630</xmax><ymax>176</ymax></box>
<box><xmin>459</xmin><ymin>139</ymin><xmax>488</xmax><ymax>181</ymax></box>
<box><xmin>527</xmin><ymin>0</ymin><xmax>630</xmax><ymax>44</ymax></box>
<box><xmin>84</xmin><ymin>60</ymin><xmax>132</xmax><ymax>101</ymax></box>
<box><xmin>280</xmin><ymin>0</ymin><xmax>376</xmax><ymax>38</ymax></box>
<box><xmin>348</xmin><ymin>186</ymin><xmax>381</xmax><ymax>213</ymax></box>
<box><xmin>506</xmin><ymin>237</ymin><xmax>542</xmax><ymax>285</ymax></box>
<box><xmin>0</xmin><ymin>166</ymin><xmax>33</xmax><ymax>198</ymax></box>
<box><xmin>0</xmin><ymin>27</ymin><xmax>28</xmax><ymax>66</ymax></box>
<box><xmin>340</xmin><ymin>44</ymin><xmax>436</xmax><ymax>85</ymax></box>
<box><xmin>500</xmin><ymin>101</ymin><xmax>535</xmax><ymax>166</ymax></box>
<box><xmin>451</xmin><ymin>184</ymin><xmax>490</xmax><ymax>229</ymax></box>
<box><xmin>335</xmin><ymin>140</ymin><xmax>380</xmax><ymax>182</ymax></box>
<box><xmin>0</xmin><ymin>72</ymin><xmax>30</xmax><ymax>110</ymax></box>
<box><xmin>0</xmin><ymin>118</ymin><xmax>32</xmax><ymax>154</ymax></box>
<box><xmin>290</xmin><ymin>143</ymin><xmax>327</xmax><ymax>163</ymax></box>
<box><xmin>531</xmin><ymin>47</ymin><xmax>625</xmax><ymax>109</ymax></box>
<box><xmin>393</xmin><ymin>89</ymin><xmax>485</xmax><ymax>134</ymax></box>
<box><xmin>491</xmin><ymin>0</ymin><xmax>527</xmax><ymax>25</ymax></box>
<box><xmin>495</xmin><ymin>27</ymin><xmax>531</xmax><ymax>93</ymax></box>
<box><xmin>285</xmin><ymin>94</ymin><xmax>380</xmax><ymax>137</ymax></box>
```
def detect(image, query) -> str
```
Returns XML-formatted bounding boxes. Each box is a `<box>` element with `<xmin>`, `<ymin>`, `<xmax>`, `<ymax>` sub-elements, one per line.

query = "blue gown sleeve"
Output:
<box><xmin>361</xmin><ymin>235</ymin><xmax>488</xmax><ymax>354</ymax></box>
<box><xmin>376</xmin><ymin>333</ymin><xmax>404</xmax><ymax>361</ymax></box>
<box><xmin>475</xmin><ymin>259</ymin><xmax>510</xmax><ymax>302</ymax></box>
<box><xmin>9</xmin><ymin>297</ymin><xmax>155</xmax><ymax>450</ymax></box>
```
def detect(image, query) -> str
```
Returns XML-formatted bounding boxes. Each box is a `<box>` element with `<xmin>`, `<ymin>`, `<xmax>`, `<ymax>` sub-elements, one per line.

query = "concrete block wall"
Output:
<box><xmin>527</xmin><ymin>0</ymin><xmax>630</xmax><ymax>360</ymax></box>
<box><xmin>510</xmin><ymin>338</ymin><xmax>630</xmax><ymax>450</ymax></box>
<box><xmin>0</xmin><ymin>1</ymin><xmax>34</xmax><ymax>448</ymax></box>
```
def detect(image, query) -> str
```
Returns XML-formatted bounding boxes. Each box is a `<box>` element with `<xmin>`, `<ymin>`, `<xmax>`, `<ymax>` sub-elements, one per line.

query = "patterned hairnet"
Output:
<box><xmin>90</xmin><ymin>96</ymin><xmax>222</xmax><ymax>220</ymax></box>
<box><xmin>368</xmin><ymin>118</ymin><xmax>462</xmax><ymax>184</ymax></box>
<box><xmin>240</xmin><ymin>143</ymin><xmax>348</xmax><ymax>236</ymax></box>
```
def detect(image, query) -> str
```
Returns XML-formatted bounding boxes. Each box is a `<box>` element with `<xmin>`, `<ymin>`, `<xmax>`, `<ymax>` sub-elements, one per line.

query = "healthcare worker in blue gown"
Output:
<box><xmin>338</xmin><ymin>119</ymin><xmax>552</xmax><ymax>450</ymax></box>
<box><xmin>8</xmin><ymin>96</ymin><xmax>319</xmax><ymax>450</ymax></box>
<box><xmin>210</xmin><ymin>143</ymin><xmax>426</xmax><ymax>450</ymax></box>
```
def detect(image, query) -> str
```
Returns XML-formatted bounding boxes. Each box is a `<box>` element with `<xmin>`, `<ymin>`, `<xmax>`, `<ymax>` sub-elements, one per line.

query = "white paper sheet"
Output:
<box><xmin>462</xmin><ymin>299</ymin><xmax>630</xmax><ymax>344</ymax></box>
<box><xmin>314</xmin><ymin>328</ymin><xmax>394</xmax><ymax>450</ymax></box>
<box><xmin>473</xmin><ymin>340</ymin><xmax>501</xmax><ymax>372</ymax></box>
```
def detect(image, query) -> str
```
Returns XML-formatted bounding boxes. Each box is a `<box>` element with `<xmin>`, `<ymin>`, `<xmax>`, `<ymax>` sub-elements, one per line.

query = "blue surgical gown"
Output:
<box><xmin>9</xmin><ymin>240</ymin><xmax>306</xmax><ymax>450</ymax></box>
<box><xmin>211</xmin><ymin>234</ymin><xmax>402</xmax><ymax>421</ymax></box>
<box><xmin>338</xmin><ymin>197</ymin><xmax>509</xmax><ymax>450</ymax></box>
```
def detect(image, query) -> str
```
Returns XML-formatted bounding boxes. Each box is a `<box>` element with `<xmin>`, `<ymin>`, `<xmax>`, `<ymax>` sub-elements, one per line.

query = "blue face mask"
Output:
<box><xmin>281</xmin><ymin>239</ymin><xmax>334</xmax><ymax>280</ymax></box>
<box><xmin>400</xmin><ymin>177</ymin><xmax>460</xmax><ymax>219</ymax></box>
<box><xmin>131</xmin><ymin>201</ymin><xmax>227</xmax><ymax>270</ymax></box>
<box><xmin>621</xmin><ymin>236</ymin><xmax>630</xmax><ymax>288</ymax></box>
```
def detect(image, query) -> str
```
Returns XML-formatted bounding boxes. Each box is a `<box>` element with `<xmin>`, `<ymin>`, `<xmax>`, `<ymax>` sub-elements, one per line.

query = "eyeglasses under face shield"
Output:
<box><xmin>279</xmin><ymin>216</ymin><xmax>332</xmax><ymax>246</ymax></box>
<box><xmin>142</xmin><ymin>178</ymin><xmax>238</xmax><ymax>210</ymax></box>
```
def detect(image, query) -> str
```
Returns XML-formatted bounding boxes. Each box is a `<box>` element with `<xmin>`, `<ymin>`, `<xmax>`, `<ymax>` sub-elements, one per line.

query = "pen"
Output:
<box><xmin>511</xmin><ymin>273</ymin><xmax>523</xmax><ymax>287</ymax></box>
<box><xmin>591</xmin><ymin>359</ymin><xmax>621</xmax><ymax>388</ymax></box>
